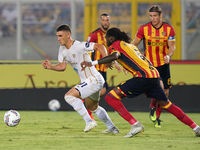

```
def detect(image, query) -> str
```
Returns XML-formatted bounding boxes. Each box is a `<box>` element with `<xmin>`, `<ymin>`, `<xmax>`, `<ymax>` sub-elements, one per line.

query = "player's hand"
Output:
<box><xmin>81</xmin><ymin>61</ymin><xmax>92</xmax><ymax>71</ymax></box>
<box><xmin>164</xmin><ymin>55</ymin><xmax>170</xmax><ymax>64</ymax></box>
<box><xmin>114</xmin><ymin>62</ymin><xmax>121</xmax><ymax>72</ymax></box>
<box><xmin>106</xmin><ymin>62</ymin><xmax>113</xmax><ymax>70</ymax></box>
<box><xmin>42</xmin><ymin>59</ymin><xmax>51</xmax><ymax>69</ymax></box>
<box><xmin>123</xmin><ymin>67</ymin><xmax>128</xmax><ymax>75</ymax></box>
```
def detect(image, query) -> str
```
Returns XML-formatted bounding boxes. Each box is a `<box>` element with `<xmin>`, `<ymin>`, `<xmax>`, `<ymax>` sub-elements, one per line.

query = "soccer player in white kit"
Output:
<box><xmin>42</xmin><ymin>24</ymin><xmax>119</xmax><ymax>133</ymax></box>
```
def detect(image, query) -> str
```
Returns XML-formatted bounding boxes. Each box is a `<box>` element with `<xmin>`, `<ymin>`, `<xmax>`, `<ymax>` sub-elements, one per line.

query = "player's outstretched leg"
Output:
<box><xmin>65</xmin><ymin>95</ymin><xmax>96</xmax><ymax>132</ymax></box>
<box><xmin>160</xmin><ymin>100</ymin><xmax>200</xmax><ymax>137</ymax></box>
<box><xmin>105</xmin><ymin>91</ymin><xmax>143</xmax><ymax>137</ymax></box>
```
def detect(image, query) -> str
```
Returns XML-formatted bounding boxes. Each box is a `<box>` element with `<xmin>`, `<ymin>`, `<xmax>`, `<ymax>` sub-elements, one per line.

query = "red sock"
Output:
<box><xmin>161</xmin><ymin>100</ymin><xmax>197</xmax><ymax>129</ymax></box>
<box><xmin>150</xmin><ymin>99</ymin><xmax>156</xmax><ymax>108</ymax></box>
<box><xmin>105</xmin><ymin>92</ymin><xmax>137</xmax><ymax>125</ymax></box>
<box><xmin>87</xmin><ymin>109</ymin><xmax>94</xmax><ymax>119</ymax></box>
<box><xmin>156</xmin><ymin>103</ymin><xmax>163</xmax><ymax>118</ymax></box>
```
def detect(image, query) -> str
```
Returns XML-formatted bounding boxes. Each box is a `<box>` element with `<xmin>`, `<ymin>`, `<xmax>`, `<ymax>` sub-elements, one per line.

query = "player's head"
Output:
<box><xmin>149</xmin><ymin>5</ymin><xmax>162</xmax><ymax>16</ymax></box>
<box><xmin>56</xmin><ymin>24</ymin><xmax>71</xmax><ymax>46</ymax></box>
<box><xmin>149</xmin><ymin>5</ymin><xmax>163</xmax><ymax>27</ymax></box>
<box><xmin>105</xmin><ymin>27</ymin><xmax>132</xmax><ymax>46</ymax></box>
<box><xmin>100</xmin><ymin>12</ymin><xmax>111</xmax><ymax>32</ymax></box>
<box><xmin>56</xmin><ymin>24</ymin><xmax>71</xmax><ymax>33</ymax></box>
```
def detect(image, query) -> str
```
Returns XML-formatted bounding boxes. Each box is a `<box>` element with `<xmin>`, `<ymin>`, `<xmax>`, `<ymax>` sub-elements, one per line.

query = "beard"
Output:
<box><xmin>101</xmin><ymin>24</ymin><xmax>109</xmax><ymax>31</ymax></box>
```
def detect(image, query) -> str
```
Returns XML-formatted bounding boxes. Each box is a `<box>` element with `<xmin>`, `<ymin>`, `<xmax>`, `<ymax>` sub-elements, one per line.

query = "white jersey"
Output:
<box><xmin>58</xmin><ymin>40</ymin><xmax>102</xmax><ymax>83</ymax></box>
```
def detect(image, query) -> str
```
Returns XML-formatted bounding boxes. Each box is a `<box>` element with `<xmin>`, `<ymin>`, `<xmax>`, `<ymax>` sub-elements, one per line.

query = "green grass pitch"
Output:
<box><xmin>0</xmin><ymin>111</ymin><xmax>200</xmax><ymax>150</ymax></box>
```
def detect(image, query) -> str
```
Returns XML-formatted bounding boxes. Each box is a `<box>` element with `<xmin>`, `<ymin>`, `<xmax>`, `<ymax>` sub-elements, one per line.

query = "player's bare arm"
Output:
<box><xmin>93</xmin><ymin>43</ymin><xmax>107</xmax><ymax>57</ymax></box>
<box><xmin>81</xmin><ymin>52</ymin><xmax>119</xmax><ymax>71</ymax></box>
<box><xmin>164</xmin><ymin>40</ymin><xmax>176</xmax><ymax>64</ymax></box>
<box><xmin>42</xmin><ymin>60</ymin><xmax>66</xmax><ymax>71</ymax></box>
<box><xmin>131</xmin><ymin>36</ymin><xmax>141</xmax><ymax>48</ymax></box>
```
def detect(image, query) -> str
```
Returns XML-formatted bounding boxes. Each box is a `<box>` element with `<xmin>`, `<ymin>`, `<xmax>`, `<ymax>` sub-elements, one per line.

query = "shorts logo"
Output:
<box><xmin>85</xmin><ymin>42</ymin><xmax>90</xmax><ymax>48</ymax></box>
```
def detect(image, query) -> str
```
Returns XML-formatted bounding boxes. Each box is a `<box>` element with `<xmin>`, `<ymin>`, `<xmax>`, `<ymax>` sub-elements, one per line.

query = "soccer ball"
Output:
<box><xmin>4</xmin><ymin>110</ymin><xmax>21</xmax><ymax>127</ymax></box>
<box><xmin>48</xmin><ymin>99</ymin><xmax>61</xmax><ymax>111</ymax></box>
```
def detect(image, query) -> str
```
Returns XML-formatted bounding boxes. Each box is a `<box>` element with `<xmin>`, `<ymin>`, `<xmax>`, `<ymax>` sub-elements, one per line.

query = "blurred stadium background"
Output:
<box><xmin>0</xmin><ymin>0</ymin><xmax>200</xmax><ymax>60</ymax></box>
<box><xmin>0</xmin><ymin>0</ymin><xmax>199</xmax><ymax>111</ymax></box>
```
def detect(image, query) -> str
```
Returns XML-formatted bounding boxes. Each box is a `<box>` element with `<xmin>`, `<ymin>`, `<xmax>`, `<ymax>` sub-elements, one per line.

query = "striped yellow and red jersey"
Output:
<box><xmin>109</xmin><ymin>40</ymin><xmax>160</xmax><ymax>78</ymax></box>
<box><xmin>136</xmin><ymin>22</ymin><xmax>176</xmax><ymax>67</ymax></box>
<box><xmin>87</xmin><ymin>28</ymin><xmax>109</xmax><ymax>72</ymax></box>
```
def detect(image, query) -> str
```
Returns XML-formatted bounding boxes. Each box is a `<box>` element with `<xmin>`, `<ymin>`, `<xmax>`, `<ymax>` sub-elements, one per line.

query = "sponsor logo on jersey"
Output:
<box><xmin>151</xmin><ymin>36</ymin><xmax>165</xmax><ymax>40</ymax></box>
<box><xmin>147</xmin><ymin>41</ymin><xmax>166</xmax><ymax>46</ymax></box>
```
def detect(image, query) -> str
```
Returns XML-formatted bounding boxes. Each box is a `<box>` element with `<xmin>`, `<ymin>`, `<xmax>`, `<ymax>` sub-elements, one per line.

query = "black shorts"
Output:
<box><xmin>99</xmin><ymin>71</ymin><xmax>108</xmax><ymax>90</ymax></box>
<box><xmin>117</xmin><ymin>77</ymin><xmax>168</xmax><ymax>101</ymax></box>
<box><xmin>156</xmin><ymin>64</ymin><xmax>171</xmax><ymax>89</ymax></box>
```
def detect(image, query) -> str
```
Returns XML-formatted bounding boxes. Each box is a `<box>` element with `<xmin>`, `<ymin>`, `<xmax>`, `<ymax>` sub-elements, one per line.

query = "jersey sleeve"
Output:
<box><xmin>136</xmin><ymin>26</ymin><xmax>144</xmax><ymax>40</ymax></box>
<box><xmin>79</xmin><ymin>42</ymin><xmax>95</xmax><ymax>53</ymax></box>
<box><xmin>87</xmin><ymin>32</ymin><xmax>97</xmax><ymax>43</ymax></box>
<box><xmin>168</xmin><ymin>26</ymin><xmax>176</xmax><ymax>41</ymax></box>
<box><xmin>109</xmin><ymin>44</ymin><xmax>121</xmax><ymax>56</ymax></box>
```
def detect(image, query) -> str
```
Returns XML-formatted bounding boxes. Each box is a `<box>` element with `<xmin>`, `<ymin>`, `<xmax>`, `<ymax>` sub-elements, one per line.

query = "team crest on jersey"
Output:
<box><xmin>63</xmin><ymin>57</ymin><xmax>67</xmax><ymax>62</ymax></box>
<box><xmin>162</xmin><ymin>32</ymin><xmax>166</xmax><ymax>36</ymax></box>
<box><xmin>72</xmin><ymin>54</ymin><xmax>76</xmax><ymax>58</ymax></box>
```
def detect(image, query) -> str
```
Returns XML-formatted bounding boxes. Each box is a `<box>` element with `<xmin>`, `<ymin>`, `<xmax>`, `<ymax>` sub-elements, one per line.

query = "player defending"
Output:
<box><xmin>81</xmin><ymin>27</ymin><xmax>200</xmax><ymax>138</ymax></box>
<box><xmin>85</xmin><ymin>12</ymin><xmax>121</xmax><ymax>122</ymax></box>
<box><xmin>132</xmin><ymin>5</ymin><xmax>176</xmax><ymax>127</ymax></box>
<box><xmin>42</xmin><ymin>24</ymin><xmax>119</xmax><ymax>133</ymax></box>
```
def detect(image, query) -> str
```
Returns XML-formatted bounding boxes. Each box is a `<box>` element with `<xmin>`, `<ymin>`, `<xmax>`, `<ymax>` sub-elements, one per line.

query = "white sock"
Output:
<box><xmin>132</xmin><ymin>122</ymin><xmax>139</xmax><ymax>126</ymax></box>
<box><xmin>65</xmin><ymin>95</ymin><xmax>93</xmax><ymax>123</ymax></box>
<box><xmin>193</xmin><ymin>125</ymin><xmax>199</xmax><ymax>131</ymax></box>
<box><xmin>92</xmin><ymin>106</ymin><xmax>115</xmax><ymax>130</ymax></box>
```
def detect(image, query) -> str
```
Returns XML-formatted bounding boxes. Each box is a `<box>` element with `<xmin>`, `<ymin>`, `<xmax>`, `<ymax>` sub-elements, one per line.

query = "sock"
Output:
<box><xmin>92</xmin><ymin>106</ymin><xmax>115</xmax><ymax>130</ymax></box>
<box><xmin>161</xmin><ymin>100</ymin><xmax>197</xmax><ymax>129</ymax></box>
<box><xmin>105</xmin><ymin>92</ymin><xmax>137</xmax><ymax>125</ymax></box>
<box><xmin>150</xmin><ymin>99</ymin><xmax>156</xmax><ymax>108</ymax></box>
<box><xmin>156</xmin><ymin>103</ymin><xmax>163</xmax><ymax>118</ymax></box>
<box><xmin>87</xmin><ymin>109</ymin><xmax>94</xmax><ymax>119</ymax></box>
<box><xmin>65</xmin><ymin>95</ymin><xmax>93</xmax><ymax>123</ymax></box>
<box><xmin>82</xmin><ymin>99</ymin><xmax>94</xmax><ymax>119</ymax></box>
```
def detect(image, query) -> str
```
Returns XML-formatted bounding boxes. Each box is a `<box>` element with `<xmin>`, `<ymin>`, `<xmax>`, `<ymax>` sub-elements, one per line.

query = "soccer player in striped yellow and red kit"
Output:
<box><xmin>81</xmin><ymin>27</ymin><xmax>200</xmax><ymax>138</ymax></box>
<box><xmin>132</xmin><ymin>5</ymin><xmax>176</xmax><ymax>127</ymax></box>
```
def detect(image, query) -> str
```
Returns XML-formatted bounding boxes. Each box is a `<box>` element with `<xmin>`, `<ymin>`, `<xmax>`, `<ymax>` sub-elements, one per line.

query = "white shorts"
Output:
<box><xmin>74</xmin><ymin>75</ymin><xmax>105</xmax><ymax>101</ymax></box>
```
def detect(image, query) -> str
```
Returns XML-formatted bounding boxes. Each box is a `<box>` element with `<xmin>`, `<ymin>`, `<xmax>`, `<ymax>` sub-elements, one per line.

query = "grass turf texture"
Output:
<box><xmin>0</xmin><ymin>111</ymin><xmax>200</xmax><ymax>150</ymax></box>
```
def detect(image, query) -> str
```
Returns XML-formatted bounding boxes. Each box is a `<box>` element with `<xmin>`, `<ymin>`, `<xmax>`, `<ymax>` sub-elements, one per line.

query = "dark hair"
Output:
<box><xmin>149</xmin><ymin>5</ymin><xmax>162</xmax><ymax>15</ymax></box>
<box><xmin>100</xmin><ymin>12</ymin><xmax>110</xmax><ymax>18</ymax></box>
<box><xmin>106</xmin><ymin>27</ymin><xmax>132</xmax><ymax>43</ymax></box>
<box><xmin>56</xmin><ymin>24</ymin><xmax>71</xmax><ymax>33</ymax></box>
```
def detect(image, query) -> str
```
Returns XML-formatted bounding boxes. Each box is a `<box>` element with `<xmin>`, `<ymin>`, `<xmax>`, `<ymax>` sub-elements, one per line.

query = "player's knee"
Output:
<box><xmin>64</xmin><ymin>95</ymin><xmax>74</xmax><ymax>104</ymax></box>
<box><xmin>105</xmin><ymin>90</ymin><xmax>121</xmax><ymax>104</ymax></box>
<box><xmin>164</xmin><ymin>89</ymin><xmax>169</xmax><ymax>97</ymax></box>
<box><xmin>100</xmin><ymin>87</ymin><xmax>106</xmax><ymax>96</ymax></box>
